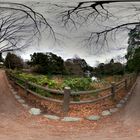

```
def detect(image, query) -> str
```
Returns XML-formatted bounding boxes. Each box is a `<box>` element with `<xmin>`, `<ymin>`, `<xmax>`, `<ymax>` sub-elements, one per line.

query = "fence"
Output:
<box><xmin>6</xmin><ymin>71</ymin><xmax>137</xmax><ymax>114</ymax></box>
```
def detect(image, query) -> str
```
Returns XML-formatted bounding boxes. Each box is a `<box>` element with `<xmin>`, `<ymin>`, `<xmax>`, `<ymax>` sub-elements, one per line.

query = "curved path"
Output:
<box><xmin>0</xmin><ymin>70</ymin><xmax>140</xmax><ymax>140</ymax></box>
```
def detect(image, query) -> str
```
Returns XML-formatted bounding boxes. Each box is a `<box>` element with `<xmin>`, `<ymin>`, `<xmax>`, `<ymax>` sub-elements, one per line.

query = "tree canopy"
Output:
<box><xmin>0</xmin><ymin>2</ymin><xmax>54</xmax><ymax>53</ymax></box>
<box><xmin>126</xmin><ymin>25</ymin><xmax>140</xmax><ymax>72</ymax></box>
<box><xmin>94</xmin><ymin>59</ymin><xmax>124</xmax><ymax>77</ymax></box>
<box><xmin>65</xmin><ymin>56</ymin><xmax>93</xmax><ymax>76</ymax></box>
<box><xmin>4</xmin><ymin>52</ymin><xmax>23</xmax><ymax>69</ymax></box>
<box><xmin>51</xmin><ymin>1</ymin><xmax>140</xmax><ymax>50</ymax></box>
<box><xmin>28</xmin><ymin>52</ymin><xmax>65</xmax><ymax>74</ymax></box>
<box><xmin>1</xmin><ymin>1</ymin><xmax>140</xmax><ymax>74</ymax></box>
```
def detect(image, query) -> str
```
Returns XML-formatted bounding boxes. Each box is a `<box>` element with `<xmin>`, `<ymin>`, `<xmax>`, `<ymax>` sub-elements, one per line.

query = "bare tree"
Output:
<box><xmin>53</xmin><ymin>0</ymin><xmax>140</xmax><ymax>49</ymax></box>
<box><xmin>2</xmin><ymin>1</ymin><xmax>139</xmax><ymax>54</ymax></box>
<box><xmin>0</xmin><ymin>2</ymin><xmax>54</xmax><ymax>53</ymax></box>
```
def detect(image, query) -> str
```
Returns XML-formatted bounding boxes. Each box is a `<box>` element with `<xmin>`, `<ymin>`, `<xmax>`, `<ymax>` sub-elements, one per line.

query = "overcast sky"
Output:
<box><xmin>3</xmin><ymin>0</ymin><xmax>140</xmax><ymax>66</ymax></box>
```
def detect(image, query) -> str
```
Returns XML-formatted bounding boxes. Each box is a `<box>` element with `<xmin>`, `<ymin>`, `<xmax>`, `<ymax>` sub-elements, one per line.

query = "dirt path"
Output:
<box><xmin>0</xmin><ymin>70</ymin><xmax>140</xmax><ymax>140</ymax></box>
<box><xmin>0</xmin><ymin>70</ymin><xmax>55</xmax><ymax>140</ymax></box>
<box><xmin>86</xmin><ymin>76</ymin><xmax>140</xmax><ymax>140</ymax></box>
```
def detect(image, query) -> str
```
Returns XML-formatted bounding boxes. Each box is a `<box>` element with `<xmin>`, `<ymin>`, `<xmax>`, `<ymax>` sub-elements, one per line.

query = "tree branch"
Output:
<box><xmin>0</xmin><ymin>2</ymin><xmax>55</xmax><ymax>53</ymax></box>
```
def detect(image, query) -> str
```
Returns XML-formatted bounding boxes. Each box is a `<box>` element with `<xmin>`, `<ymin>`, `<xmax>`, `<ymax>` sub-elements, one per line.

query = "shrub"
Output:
<box><xmin>62</xmin><ymin>77</ymin><xmax>92</xmax><ymax>91</ymax></box>
<box><xmin>15</xmin><ymin>72</ymin><xmax>59</xmax><ymax>89</ymax></box>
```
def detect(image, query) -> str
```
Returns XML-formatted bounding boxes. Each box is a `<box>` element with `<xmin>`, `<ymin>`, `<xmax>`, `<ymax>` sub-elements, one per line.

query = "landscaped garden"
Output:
<box><xmin>8</xmin><ymin>70</ymin><xmax>124</xmax><ymax>97</ymax></box>
<box><xmin>3</xmin><ymin>50</ymin><xmax>136</xmax><ymax>117</ymax></box>
<box><xmin>5</xmin><ymin>64</ymin><xmax>137</xmax><ymax>118</ymax></box>
<box><xmin>7</xmin><ymin>69</ymin><xmax>134</xmax><ymax>117</ymax></box>
<box><xmin>0</xmin><ymin>49</ymin><xmax>135</xmax><ymax>118</ymax></box>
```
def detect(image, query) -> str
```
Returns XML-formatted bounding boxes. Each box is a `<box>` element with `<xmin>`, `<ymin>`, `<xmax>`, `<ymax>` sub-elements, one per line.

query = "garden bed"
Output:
<box><xmin>9</xmin><ymin>78</ymin><xmax>128</xmax><ymax>118</ymax></box>
<box><xmin>8</xmin><ymin>70</ymin><xmax>125</xmax><ymax>102</ymax></box>
<box><xmin>7</xmin><ymin>69</ymin><xmax>133</xmax><ymax>117</ymax></box>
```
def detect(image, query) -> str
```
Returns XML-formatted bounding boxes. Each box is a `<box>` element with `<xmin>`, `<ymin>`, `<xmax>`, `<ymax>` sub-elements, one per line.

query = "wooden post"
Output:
<box><xmin>63</xmin><ymin>87</ymin><xmax>71</xmax><ymax>114</ymax></box>
<box><xmin>128</xmin><ymin>76</ymin><xmax>131</xmax><ymax>86</ymax></box>
<box><xmin>133</xmin><ymin>75</ymin><xmax>135</xmax><ymax>83</ymax></box>
<box><xmin>125</xmin><ymin>78</ymin><xmax>128</xmax><ymax>90</ymax></box>
<box><xmin>25</xmin><ymin>80</ymin><xmax>29</xmax><ymax>95</ymax></box>
<box><xmin>130</xmin><ymin>76</ymin><xmax>132</xmax><ymax>85</ymax></box>
<box><xmin>13</xmin><ymin>76</ymin><xmax>16</xmax><ymax>85</ymax></box>
<box><xmin>127</xmin><ymin>76</ymin><xmax>130</xmax><ymax>86</ymax></box>
<box><xmin>111</xmin><ymin>82</ymin><xmax>116</xmax><ymax>100</ymax></box>
<box><xmin>129</xmin><ymin>76</ymin><xmax>131</xmax><ymax>84</ymax></box>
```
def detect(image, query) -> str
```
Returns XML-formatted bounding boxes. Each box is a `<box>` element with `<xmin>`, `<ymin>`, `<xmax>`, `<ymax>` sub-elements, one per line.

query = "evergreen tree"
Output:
<box><xmin>4</xmin><ymin>53</ymin><xmax>23</xmax><ymax>69</ymax></box>
<box><xmin>126</xmin><ymin>25</ymin><xmax>140</xmax><ymax>73</ymax></box>
<box><xmin>0</xmin><ymin>53</ymin><xmax>4</xmax><ymax>62</ymax></box>
<box><xmin>29</xmin><ymin>52</ymin><xmax>65</xmax><ymax>74</ymax></box>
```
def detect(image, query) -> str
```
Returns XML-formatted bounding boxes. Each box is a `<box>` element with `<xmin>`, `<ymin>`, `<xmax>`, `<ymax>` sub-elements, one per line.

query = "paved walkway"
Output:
<box><xmin>0</xmin><ymin>70</ymin><xmax>140</xmax><ymax>140</ymax></box>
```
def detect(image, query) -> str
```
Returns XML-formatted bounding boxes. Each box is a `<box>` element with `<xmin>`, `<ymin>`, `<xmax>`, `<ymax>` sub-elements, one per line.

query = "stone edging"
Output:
<box><xmin>8</xmin><ymin>80</ymin><xmax>137</xmax><ymax>122</ymax></box>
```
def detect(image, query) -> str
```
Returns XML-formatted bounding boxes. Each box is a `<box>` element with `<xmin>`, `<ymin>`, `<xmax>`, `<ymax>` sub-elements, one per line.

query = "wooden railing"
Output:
<box><xmin>6</xmin><ymin>71</ymin><xmax>137</xmax><ymax>113</ymax></box>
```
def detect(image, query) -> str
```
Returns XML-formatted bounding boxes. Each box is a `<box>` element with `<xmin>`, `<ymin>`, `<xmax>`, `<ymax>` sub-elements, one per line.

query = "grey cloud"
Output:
<box><xmin>4</xmin><ymin>0</ymin><xmax>139</xmax><ymax>66</ymax></box>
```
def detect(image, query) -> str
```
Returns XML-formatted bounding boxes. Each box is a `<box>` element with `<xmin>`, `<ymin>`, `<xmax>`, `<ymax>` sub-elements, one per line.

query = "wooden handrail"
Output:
<box><xmin>8</xmin><ymin>73</ymin><xmax>133</xmax><ymax>97</ymax></box>
<box><xmin>28</xmin><ymin>82</ymin><xmax>64</xmax><ymax>94</ymax></box>
<box><xmin>9</xmin><ymin>73</ymin><xmax>112</xmax><ymax>96</ymax></box>
<box><xmin>15</xmin><ymin>81</ymin><xmax>63</xmax><ymax>103</ymax></box>
<box><xmin>70</xmin><ymin>93</ymin><xmax>112</xmax><ymax>104</ymax></box>
<box><xmin>71</xmin><ymin>86</ymin><xmax>111</xmax><ymax>95</ymax></box>
<box><xmin>115</xmin><ymin>79</ymin><xmax>125</xmax><ymax>86</ymax></box>
<box><xmin>6</xmin><ymin>71</ymin><xmax>136</xmax><ymax>113</ymax></box>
